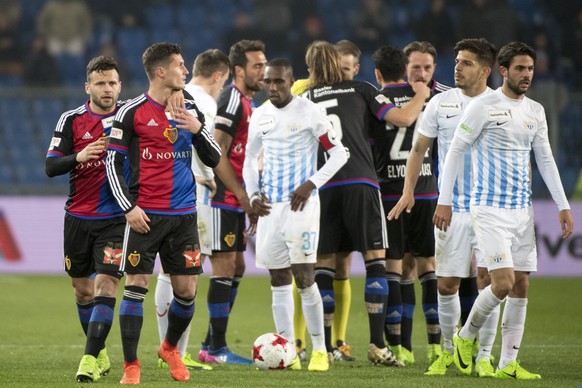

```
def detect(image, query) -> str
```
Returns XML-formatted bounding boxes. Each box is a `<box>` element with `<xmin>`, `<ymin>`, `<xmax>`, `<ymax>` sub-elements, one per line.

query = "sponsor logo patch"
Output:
<box><xmin>184</xmin><ymin>245</ymin><xmax>201</xmax><ymax>268</ymax></box>
<box><xmin>110</xmin><ymin>128</ymin><xmax>123</xmax><ymax>139</ymax></box>
<box><xmin>103</xmin><ymin>242</ymin><xmax>122</xmax><ymax>266</ymax></box>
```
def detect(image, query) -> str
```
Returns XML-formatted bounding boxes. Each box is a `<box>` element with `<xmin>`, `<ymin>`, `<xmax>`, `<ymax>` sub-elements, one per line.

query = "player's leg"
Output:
<box><xmin>332</xmin><ymin>252</ymin><xmax>355</xmax><ymax>361</ymax></box>
<box><xmin>496</xmin><ymin>212</ymin><xmax>539</xmax><ymax>379</ymax></box>
<box><xmin>417</xmin><ymin>256</ymin><xmax>440</xmax><ymax>363</ymax></box>
<box><xmin>399</xmin><ymin>255</ymin><xmax>416</xmax><ymax>355</ymax></box>
<box><xmin>459</xmin><ymin>255</ymin><xmax>478</xmax><ymax>326</ymax></box>
<box><xmin>473</xmin><ymin>249</ymin><xmax>498</xmax><ymax>377</ymax></box>
<box><xmin>292</xmin><ymin>277</ymin><xmax>307</xmax><ymax>360</ymax></box>
<box><xmin>155</xmin><ymin>271</ymin><xmax>172</xmax><ymax>346</ymax></box>
<box><xmin>204</xmin><ymin>209</ymin><xmax>251</xmax><ymax>364</ymax></box>
<box><xmin>315</xmin><ymin>254</ymin><xmax>336</xmax><ymax>356</ymax></box>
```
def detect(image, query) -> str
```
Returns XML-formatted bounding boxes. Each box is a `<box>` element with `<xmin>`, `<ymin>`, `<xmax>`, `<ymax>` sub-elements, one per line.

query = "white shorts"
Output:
<box><xmin>471</xmin><ymin>206</ymin><xmax>537</xmax><ymax>272</ymax></box>
<box><xmin>255</xmin><ymin>197</ymin><xmax>320</xmax><ymax>270</ymax></box>
<box><xmin>196</xmin><ymin>184</ymin><xmax>213</xmax><ymax>256</ymax></box>
<box><xmin>434</xmin><ymin>212</ymin><xmax>477</xmax><ymax>277</ymax></box>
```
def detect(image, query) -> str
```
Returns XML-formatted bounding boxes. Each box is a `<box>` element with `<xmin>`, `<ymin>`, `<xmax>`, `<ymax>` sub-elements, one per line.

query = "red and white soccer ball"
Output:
<box><xmin>252</xmin><ymin>333</ymin><xmax>294</xmax><ymax>370</ymax></box>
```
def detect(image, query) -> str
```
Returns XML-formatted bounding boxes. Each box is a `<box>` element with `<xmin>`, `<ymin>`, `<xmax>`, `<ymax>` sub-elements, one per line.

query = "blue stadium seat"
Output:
<box><xmin>146</xmin><ymin>4</ymin><xmax>175</xmax><ymax>29</ymax></box>
<box><xmin>32</xmin><ymin>98</ymin><xmax>64</xmax><ymax>129</ymax></box>
<box><xmin>55</xmin><ymin>54</ymin><xmax>86</xmax><ymax>86</ymax></box>
<box><xmin>116</xmin><ymin>28</ymin><xmax>149</xmax><ymax>84</ymax></box>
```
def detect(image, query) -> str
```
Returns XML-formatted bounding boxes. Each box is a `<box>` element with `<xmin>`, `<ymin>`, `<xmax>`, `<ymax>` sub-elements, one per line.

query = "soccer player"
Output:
<box><xmin>434</xmin><ymin>41</ymin><xmax>574</xmax><ymax>380</ymax></box>
<box><xmin>304</xmin><ymin>40</ymin><xmax>429</xmax><ymax>366</ymax></box>
<box><xmin>292</xmin><ymin>39</ymin><xmax>361</xmax><ymax>363</ymax></box>
<box><xmin>106</xmin><ymin>42</ymin><xmax>221</xmax><ymax>384</ymax></box>
<box><xmin>45</xmin><ymin>55</ymin><xmax>124</xmax><ymax>383</ymax></box>
<box><xmin>197</xmin><ymin>40</ymin><xmax>266</xmax><ymax>365</ymax></box>
<box><xmin>391</xmin><ymin>40</ymin><xmax>462</xmax><ymax>366</ymax></box>
<box><xmin>243</xmin><ymin>58</ymin><xmax>348</xmax><ymax>372</ymax></box>
<box><xmin>154</xmin><ymin>48</ymin><xmax>230</xmax><ymax>371</ymax></box>
<box><xmin>369</xmin><ymin>44</ymin><xmax>440</xmax><ymax>366</ymax></box>
<box><xmin>388</xmin><ymin>38</ymin><xmax>499</xmax><ymax>377</ymax></box>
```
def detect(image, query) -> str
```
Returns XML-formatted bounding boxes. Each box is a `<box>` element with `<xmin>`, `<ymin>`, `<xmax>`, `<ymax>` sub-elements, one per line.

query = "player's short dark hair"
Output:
<box><xmin>305</xmin><ymin>40</ymin><xmax>344</xmax><ymax>88</ymax></box>
<box><xmin>228</xmin><ymin>40</ymin><xmax>266</xmax><ymax>74</ymax></box>
<box><xmin>266</xmin><ymin>58</ymin><xmax>294</xmax><ymax>78</ymax></box>
<box><xmin>454</xmin><ymin>38</ymin><xmax>497</xmax><ymax>69</ymax></box>
<box><xmin>142</xmin><ymin>42</ymin><xmax>182</xmax><ymax>81</ymax></box>
<box><xmin>403</xmin><ymin>41</ymin><xmax>438</xmax><ymax>63</ymax></box>
<box><xmin>334</xmin><ymin>40</ymin><xmax>361</xmax><ymax>62</ymax></box>
<box><xmin>496</xmin><ymin>41</ymin><xmax>536</xmax><ymax>69</ymax></box>
<box><xmin>372</xmin><ymin>45</ymin><xmax>407</xmax><ymax>82</ymax></box>
<box><xmin>86</xmin><ymin>56</ymin><xmax>119</xmax><ymax>82</ymax></box>
<box><xmin>192</xmin><ymin>49</ymin><xmax>230</xmax><ymax>78</ymax></box>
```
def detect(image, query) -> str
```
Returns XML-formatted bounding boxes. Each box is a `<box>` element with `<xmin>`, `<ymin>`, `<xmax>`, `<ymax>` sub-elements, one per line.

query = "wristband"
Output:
<box><xmin>249</xmin><ymin>192</ymin><xmax>261</xmax><ymax>207</ymax></box>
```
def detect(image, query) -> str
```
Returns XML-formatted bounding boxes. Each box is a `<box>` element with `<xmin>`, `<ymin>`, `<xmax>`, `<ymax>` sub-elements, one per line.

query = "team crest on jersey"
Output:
<box><xmin>103</xmin><ymin>242</ymin><xmax>122</xmax><ymax>266</ymax></box>
<box><xmin>64</xmin><ymin>255</ymin><xmax>71</xmax><ymax>271</ymax></box>
<box><xmin>489</xmin><ymin>253</ymin><xmax>506</xmax><ymax>264</ymax></box>
<box><xmin>164</xmin><ymin>127</ymin><xmax>178</xmax><ymax>144</ymax></box>
<box><xmin>184</xmin><ymin>245</ymin><xmax>201</xmax><ymax>268</ymax></box>
<box><xmin>128</xmin><ymin>252</ymin><xmax>141</xmax><ymax>267</ymax></box>
<box><xmin>224</xmin><ymin>232</ymin><xmax>236</xmax><ymax>247</ymax></box>
<box><xmin>522</xmin><ymin>119</ymin><xmax>537</xmax><ymax>130</ymax></box>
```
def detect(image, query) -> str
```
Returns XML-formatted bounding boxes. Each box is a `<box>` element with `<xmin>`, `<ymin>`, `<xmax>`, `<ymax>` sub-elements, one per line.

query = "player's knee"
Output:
<box><xmin>437</xmin><ymin>278</ymin><xmax>460</xmax><ymax>295</ymax></box>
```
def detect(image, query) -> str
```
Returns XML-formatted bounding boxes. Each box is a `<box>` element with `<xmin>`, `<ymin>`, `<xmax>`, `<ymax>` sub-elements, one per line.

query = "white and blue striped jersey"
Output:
<box><xmin>419</xmin><ymin>87</ymin><xmax>492</xmax><ymax>212</ymax></box>
<box><xmin>244</xmin><ymin>95</ymin><xmax>334</xmax><ymax>203</ymax></box>
<box><xmin>453</xmin><ymin>88</ymin><xmax>549</xmax><ymax>209</ymax></box>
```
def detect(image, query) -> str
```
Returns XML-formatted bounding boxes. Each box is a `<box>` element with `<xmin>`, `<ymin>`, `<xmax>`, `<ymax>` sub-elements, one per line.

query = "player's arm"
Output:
<box><xmin>45</xmin><ymin>114</ymin><xmax>105</xmax><ymax>177</ymax></box>
<box><xmin>213</xmin><ymin>129</ymin><xmax>254</xmax><ymax>214</ymax></box>
<box><xmin>388</xmin><ymin>133</ymin><xmax>434</xmax><ymax>220</ymax></box>
<box><xmin>382</xmin><ymin>81</ymin><xmax>431</xmax><ymax>127</ymax></box>
<box><xmin>433</xmin><ymin>135</ymin><xmax>469</xmax><ymax>231</ymax></box>
<box><xmin>290</xmin><ymin>128</ymin><xmax>347</xmax><ymax>212</ymax></box>
<box><xmin>532</xmin><ymin>142</ymin><xmax>573</xmax><ymax>238</ymax></box>
<box><xmin>175</xmin><ymin>102</ymin><xmax>221</xmax><ymax>168</ymax></box>
<box><xmin>242</xmin><ymin>121</ymin><xmax>270</xmax><ymax>216</ymax></box>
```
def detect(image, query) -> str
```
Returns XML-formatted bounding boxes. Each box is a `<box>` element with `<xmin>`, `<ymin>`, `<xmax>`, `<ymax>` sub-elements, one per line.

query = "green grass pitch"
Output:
<box><xmin>0</xmin><ymin>275</ymin><xmax>580</xmax><ymax>387</ymax></box>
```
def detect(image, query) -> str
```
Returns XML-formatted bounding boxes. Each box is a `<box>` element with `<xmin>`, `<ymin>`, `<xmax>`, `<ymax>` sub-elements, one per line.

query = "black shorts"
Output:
<box><xmin>121</xmin><ymin>213</ymin><xmax>203</xmax><ymax>276</ymax></box>
<box><xmin>383</xmin><ymin>198</ymin><xmax>436</xmax><ymax>260</ymax></box>
<box><xmin>318</xmin><ymin>184</ymin><xmax>388</xmax><ymax>254</ymax></box>
<box><xmin>63</xmin><ymin>213</ymin><xmax>125</xmax><ymax>278</ymax></box>
<box><xmin>211</xmin><ymin>207</ymin><xmax>247</xmax><ymax>252</ymax></box>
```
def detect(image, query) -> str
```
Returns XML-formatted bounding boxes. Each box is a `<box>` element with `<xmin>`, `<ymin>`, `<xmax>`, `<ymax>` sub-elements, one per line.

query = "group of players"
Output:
<box><xmin>45</xmin><ymin>33</ymin><xmax>573</xmax><ymax>384</ymax></box>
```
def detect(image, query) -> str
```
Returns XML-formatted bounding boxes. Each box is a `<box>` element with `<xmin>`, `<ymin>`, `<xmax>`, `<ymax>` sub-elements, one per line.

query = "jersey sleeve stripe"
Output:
<box><xmin>55</xmin><ymin>105</ymin><xmax>86</xmax><ymax>133</ymax></box>
<box><xmin>225</xmin><ymin>89</ymin><xmax>241</xmax><ymax>115</ymax></box>
<box><xmin>105</xmin><ymin>149</ymin><xmax>132</xmax><ymax>211</ymax></box>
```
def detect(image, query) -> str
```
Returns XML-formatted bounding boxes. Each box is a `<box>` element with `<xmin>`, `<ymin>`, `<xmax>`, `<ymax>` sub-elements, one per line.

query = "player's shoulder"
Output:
<box><xmin>432</xmin><ymin>79</ymin><xmax>452</xmax><ymax>94</ymax></box>
<box><xmin>115</xmin><ymin>93</ymin><xmax>147</xmax><ymax>120</ymax></box>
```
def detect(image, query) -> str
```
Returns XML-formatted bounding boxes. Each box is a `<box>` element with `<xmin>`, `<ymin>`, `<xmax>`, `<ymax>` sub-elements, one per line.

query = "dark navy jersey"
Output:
<box><xmin>212</xmin><ymin>84</ymin><xmax>253</xmax><ymax>211</ymax></box>
<box><xmin>370</xmin><ymin>82</ymin><xmax>438</xmax><ymax>199</ymax></box>
<box><xmin>106</xmin><ymin>92</ymin><xmax>220</xmax><ymax>215</ymax></box>
<box><xmin>46</xmin><ymin>101</ymin><xmax>124</xmax><ymax>219</ymax></box>
<box><xmin>305</xmin><ymin>80</ymin><xmax>391</xmax><ymax>190</ymax></box>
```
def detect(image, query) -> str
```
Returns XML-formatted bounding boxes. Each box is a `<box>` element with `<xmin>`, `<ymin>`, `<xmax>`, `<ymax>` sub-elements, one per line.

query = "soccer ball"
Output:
<box><xmin>252</xmin><ymin>333</ymin><xmax>294</xmax><ymax>370</ymax></box>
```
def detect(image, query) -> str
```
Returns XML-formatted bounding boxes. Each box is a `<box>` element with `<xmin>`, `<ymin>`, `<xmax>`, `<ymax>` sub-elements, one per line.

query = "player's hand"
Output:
<box><xmin>195</xmin><ymin>176</ymin><xmax>217</xmax><ymax>198</ymax></box>
<box><xmin>166</xmin><ymin>90</ymin><xmax>186</xmax><ymax>116</ymax></box>
<box><xmin>125</xmin><ymin>206</ymin><xmax>151</xmax><ymax>234</ymax></box>
<box><xmin>409</xmin><ymin>80</ymin><xmax>431</xmax><ymax>100</ymax></box>
<box><xmin>174</xmin><ymin>107</ymin><xmax>203</xmax><ymax>134</ymax></box>
<box><xmin>559</xmin><ymin>209</ymin><xmax>574</xmax><ymax>239</ymax></box>
<box><xmin>289</xmin><ymin>180</ymin><xmax>316</xmax><ymax>212</ymax></box>
<box><xmin>387</xmin><ymin>191</ymin><xmax>415</xmax><ymax>220</ymax></box>
<box><xmin>250</xmin><ymin>192</ymin><xmax>271</xmax><ymax>216</ymax></box>
<box><xmin>433</xmin><ymin>204</ymin><xmax>452</xmax><ymax>231</ymax></box>
<box><xmin>76</xmin><ymin>137</ymin><xmax>106</xmax><ymax>163</ymax></box>
<box><xmin>247</xmin><ymin>213</ymin><xmax>258</xmax><ymax>236</ymax></box>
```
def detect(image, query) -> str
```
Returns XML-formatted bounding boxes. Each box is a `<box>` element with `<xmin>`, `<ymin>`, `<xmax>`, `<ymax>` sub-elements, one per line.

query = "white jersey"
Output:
<box><xmin>244</xmin><ymin>95</ymin><xmax>334</xmax><ymax>203</ymax></box>
<box><xmin>455</xmin><ymin>88</ymin><xmax>548</xmax><ymax>209</ymax></box>
<box><xmin>419</xmin><ymin>87</ymin><xmax>492</xmax><ymax>212</ymax></box>
<box><xmin>185</xmin><ymin>84</ymin><xmax>216</xmax><ymax>188</ymax></box>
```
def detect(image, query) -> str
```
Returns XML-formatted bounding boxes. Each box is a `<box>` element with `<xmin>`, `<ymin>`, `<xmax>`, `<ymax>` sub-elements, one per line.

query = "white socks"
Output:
<box><xmin>298</xmin><ymin>283</ymin><xmax>326</xmax><ymax>352</ymax></box>
<box><xmin>271</xmin><ymin>284</ymin><xmax>295</xmax><ymax>355</ymax></box>
<box><xmin>438</xmin><ymin>291</ymin><xmax>460</xmax><ymax>354</ymax></box>
<box><xmin>499</xmin><ymin>297</ymin><xmax>527</xmax><ymax>369</ymax></box>
<box><xmin>459</xmin><ymin>285</ymin><xmax>503</xmax><ymax>340</ymax></box>
<box><xmin>476</xmin><ymin>291</ymin><xmax>500</xmax><ymax>362</ymax></box>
